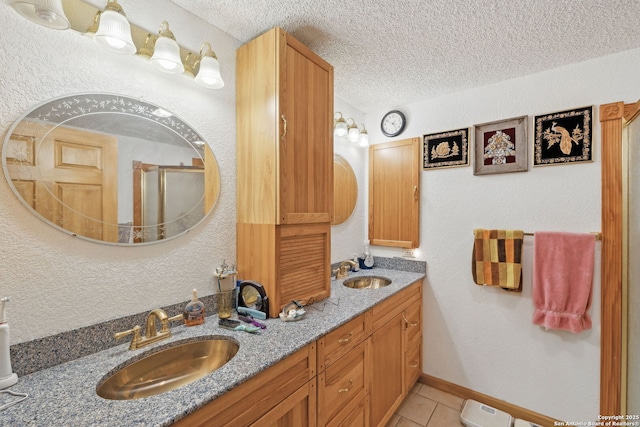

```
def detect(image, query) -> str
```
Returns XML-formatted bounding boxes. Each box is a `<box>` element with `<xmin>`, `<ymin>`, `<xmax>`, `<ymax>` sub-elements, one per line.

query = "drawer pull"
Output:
<box><xmin>402</xmin><ymin>315</ymin><xmax>408</xmax><ymax>329</ymax></box>
<box><xmin>338</xmin><ymin>332</ymin><xmax>353</xmax><ymax>345</ymax></box>
<box><xmin>409</xmin><ymin>361</ymin><xmax>419</xmax><ymax>368</ymax></box>
<box><xmin>338</xmin><ymin>378</ymin><xmax>353</xmax><ymax>394</ymax></box>
<box><xmin>409</xmin><ymin>321</ymin><xmax>419</xmax><ymax>327</ymax></box>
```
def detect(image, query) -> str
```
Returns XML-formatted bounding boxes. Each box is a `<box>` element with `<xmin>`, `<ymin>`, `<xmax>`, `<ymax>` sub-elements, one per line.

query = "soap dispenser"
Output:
<box><xmin>183</xmin><ymin>289</ymin><xmax>205</xmax><ymax>326</ymax></box>
<box><xmin>0</xmin><ymin>297</ymin><xmax>18</xmax><ymax>389</ymax></box>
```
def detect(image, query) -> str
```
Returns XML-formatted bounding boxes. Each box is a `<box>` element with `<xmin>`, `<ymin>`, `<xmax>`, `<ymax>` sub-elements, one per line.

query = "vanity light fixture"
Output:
<box><xmin>11</xmin><ymin>0</ymin><xmax>70</xmax><ymax>30</ymax></box>
<box><xmin>347</xmin><ymin>118</ymin><xmax>360</xmax><ymax>143</ymax></box>
<box><xmin>150</xmin><ymin>21</ymin><xmax>184</xmax><ymax>74</ymax></box>
<box><xmin>10</xmin><ymin>0</ymin><xmax>225</xmax><ymax>90</ymax></box>
<box><xmin>358</xmin><ymin>124</ymin><xmax>369</xmax><ymax>147</ymax></box>
<box><xmin>334</xmin><ymin>112</ymin><xmax>368</xmax><ymax>146</ymax></box>
<box><xmin>334</xmin><ymin>112</ymin><xmax>348</xmax><ymax>137</ymax></box>
<box><xmin>91</xmin><ymin>0</ymin><xmax>136</xmax><ymax>55</ymax></box>
<box><xmin>194</xmin><ymin>43</ymin><xmax>224</xmax><ymax>89</ymax></box>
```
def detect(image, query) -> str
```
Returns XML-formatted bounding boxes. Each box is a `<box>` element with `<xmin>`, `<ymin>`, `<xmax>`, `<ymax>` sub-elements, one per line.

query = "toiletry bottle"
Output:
<box><xmin>183</xmin><ymin>289</ymin><xmax>205</xmax><ymax>326</ymax></box>
<box><xmin>0</xmin><ymin>297</ymin><xmax>18</xmax><ymax>389</ymax></box>
<box><xmin>360</xmin><ymin>240</ymin><xmax>374</xmax><ymax>269</ymax></box>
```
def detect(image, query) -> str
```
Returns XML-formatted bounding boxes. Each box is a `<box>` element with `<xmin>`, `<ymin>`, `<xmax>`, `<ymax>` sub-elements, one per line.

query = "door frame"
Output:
<box><xmin>599</xmin><ymin>100</ymin><xmax>640</xmax><ymax>415</ymax></box>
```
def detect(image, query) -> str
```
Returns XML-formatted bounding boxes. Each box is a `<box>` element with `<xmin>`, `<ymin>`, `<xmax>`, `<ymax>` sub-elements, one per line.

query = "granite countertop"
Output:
<box><xmin>1</xmin><ymin>268</ymin><xmax>424</xmax><ymax>427</ymax></box>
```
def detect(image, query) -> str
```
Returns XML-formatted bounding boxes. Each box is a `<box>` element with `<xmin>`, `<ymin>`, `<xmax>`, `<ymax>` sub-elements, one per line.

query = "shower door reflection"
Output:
<box><xmin>133</xmin><ymin>162</ymin><xmax>205</xmax><ymax>243</ymax></box>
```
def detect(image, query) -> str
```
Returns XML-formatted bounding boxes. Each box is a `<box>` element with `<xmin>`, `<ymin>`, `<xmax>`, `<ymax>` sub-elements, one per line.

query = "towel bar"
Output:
<box><xmin>472</xmin><ymin>229</ymin><xmax>602</xmax><ymax>241</ymax></box>
<box><xmin>522</xmin><ymin>231</ymin><xmax>601</xmax><ymax>240</ymax></box>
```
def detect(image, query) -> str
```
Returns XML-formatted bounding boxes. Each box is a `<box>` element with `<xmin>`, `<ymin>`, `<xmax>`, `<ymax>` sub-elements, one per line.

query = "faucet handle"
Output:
<box><xmin>115</xmin><ymin>325</ymin><xmax>142</xmax><ymax>350</ymax></box>
<box><xmin>162</xmin><ymin>314</ymin><xmax>184</xmax><ymax>332</ymax></box>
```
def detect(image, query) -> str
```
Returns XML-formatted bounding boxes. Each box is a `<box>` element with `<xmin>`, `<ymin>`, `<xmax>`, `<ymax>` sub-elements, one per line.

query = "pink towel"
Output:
<box><xmin>532</xmin><ymin>232</ymin><xmax>595</xmax><ymax>333</ymax></box>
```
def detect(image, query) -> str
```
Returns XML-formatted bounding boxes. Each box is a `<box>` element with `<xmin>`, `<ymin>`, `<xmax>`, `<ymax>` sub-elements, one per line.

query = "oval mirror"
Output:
<box><xmin>2</xmin><ymin>93</ymin><xmax>220</xmax><ymax>245</ymax></box>
<box><xmin>332</xmin><ymin>154</ymin><xmax>357</xmax><ymax>225</ymax></box>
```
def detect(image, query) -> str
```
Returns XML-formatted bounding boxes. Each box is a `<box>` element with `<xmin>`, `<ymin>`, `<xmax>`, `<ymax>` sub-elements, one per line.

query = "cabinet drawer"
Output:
<box><xmin>405</xmin><ymin>299</ymin><xmax>422</xmax><ymax>347</ymax></box>
<box><xmin>372</xmin><ymin>280</ymin><xmax>421</xmax><ymax>331</ymax></box>
<box><xmin>318</xmin><ymin>340</ymin><xmax>368</xmax><ymax>426</ymax></box>
<box><xmin>317</xmin><ymin>312</ymin><xmax>370</xmax><ymax>371</ymax></box>
<box><xmin>405</xmin><ymin>339</ymin><xmax>421</xmax><ymax>393</ymax></box>
<box><xmin>326</xmin><ymin>394</ymin><xmax>369</xmax><ymax>427</ymax></box>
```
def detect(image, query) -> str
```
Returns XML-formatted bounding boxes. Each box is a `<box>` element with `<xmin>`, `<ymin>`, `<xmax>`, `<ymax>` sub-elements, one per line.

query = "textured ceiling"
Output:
<box><xmin>171</xmin><ymin>0</ymin><xmax>640</xmax><ymax>112</ymax></box>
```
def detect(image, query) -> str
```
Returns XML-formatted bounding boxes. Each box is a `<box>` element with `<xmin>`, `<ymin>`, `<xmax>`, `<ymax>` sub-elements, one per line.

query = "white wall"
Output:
<box><xmin>0</xmin><ymin>1</ymin><xmax>240</xmax><ymax>342</ymax></box>
<box><xmin>365</xmin><ymin>48</ymin><xmax>640</xmax><ymax>421</ymax></box>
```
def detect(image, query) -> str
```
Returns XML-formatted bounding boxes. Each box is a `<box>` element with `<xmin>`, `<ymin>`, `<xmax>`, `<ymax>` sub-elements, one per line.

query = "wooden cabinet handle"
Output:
<box><xmin>338</xmin><ymin>378</ymin><xmax>353</xmax><ymax>394</ymax></box>
<box><xmin>409</xmin><ymin>320</ymin><xmax>419</xmax><ymax>327</ymax></box>
<box><xmin>402</xmin><ymin>314</ymin><xmax>409</xmax><ymax>329</ymax></box>
<box><xmin>280</xmin><ymin>115</ymin><xmax>287</xmax><ymax>141</ymax></box>
<box><xmin>409</xmin><ymin>361</ymin><xmax>419</xmax><ymax>369</ymax></box>
<box><xmin>413</xmin><ymin>185</ymin><xmax>418</xmax><ymax>200</ymax></box>
<box><xmin>338</xmin><ymin>332</ymin><xmax>353</xmax><ymax>344</ymax></box>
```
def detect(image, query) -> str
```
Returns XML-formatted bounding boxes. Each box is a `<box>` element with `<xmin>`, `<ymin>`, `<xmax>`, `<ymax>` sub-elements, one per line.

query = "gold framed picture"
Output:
<box><xmin>423</xmin><ymin>127</ymin><xmax>469</xmax><ymax>170</ymax></box>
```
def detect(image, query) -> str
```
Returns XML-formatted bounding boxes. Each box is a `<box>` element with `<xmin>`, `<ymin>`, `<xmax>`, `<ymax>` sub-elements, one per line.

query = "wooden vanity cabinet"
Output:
<box><xmin>369</xmin><ymin>281</ymin><xmax>423</xmax><ymax>426</ymax></box>
<box><xmin>171</xmin><ymin>281</ymin><xmax>422</xmax><ymax>427</ymax></box>
<box><xmin>236</xmin><ymin>26</ymin><xmax>334</xmax><ymax>317</ymax></box>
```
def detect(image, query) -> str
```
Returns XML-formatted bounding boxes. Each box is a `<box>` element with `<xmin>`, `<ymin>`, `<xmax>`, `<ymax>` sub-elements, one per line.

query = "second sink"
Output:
<box><xmin>97</xmin><ymin>337</ymin><xmax>239</xmax><ymax>400</ymax></box>
<box><xmin>343</xmin><ymin>276</ymin><xmax>392</xmax><ymax>289</ymax></box>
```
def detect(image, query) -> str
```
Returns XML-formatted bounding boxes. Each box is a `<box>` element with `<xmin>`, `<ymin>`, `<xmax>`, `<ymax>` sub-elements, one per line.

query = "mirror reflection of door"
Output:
<box><xmin>5</xmin><ymin>122</ymin><xmax>118</xmax><ymax>242</ymax></box>
<box><xmin>132</xmin><ymin>160</ymin><xmax>206</xmax><ymax>243</ymax></box>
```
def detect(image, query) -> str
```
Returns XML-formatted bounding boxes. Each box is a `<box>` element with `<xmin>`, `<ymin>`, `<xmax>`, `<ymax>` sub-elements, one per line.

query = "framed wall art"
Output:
<box><xmin>473</xmin><ymin>115</ymin><xmax>528</xmax><ymax>175</ymax></box>
<box><xmin>534</xmin><ymin>106</ymin><xmax>592</xmax><ymax>166</ymax></box>
<box><xmin>423</xmin><ymin>127</ymin><xmax>469</xmax><ymax>170</ymax></box>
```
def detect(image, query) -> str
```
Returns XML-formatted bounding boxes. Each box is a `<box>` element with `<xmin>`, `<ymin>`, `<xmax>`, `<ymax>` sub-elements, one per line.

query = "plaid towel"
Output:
<box><xmin>472</xmin><ymin>229</ymin><xmax>524</xmax><ymax>291</ymax></box>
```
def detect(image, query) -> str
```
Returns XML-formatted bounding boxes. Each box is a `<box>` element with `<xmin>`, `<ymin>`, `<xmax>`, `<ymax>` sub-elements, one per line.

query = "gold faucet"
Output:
<box><xmin>115</xmin><ymin>308</ymin><xmax>183</xmax><ymax>350</ymax></box>
<box><xmin>333</xmin><ymin>260</ymin><xmax>358</xmax><ymax>280</ymax></box>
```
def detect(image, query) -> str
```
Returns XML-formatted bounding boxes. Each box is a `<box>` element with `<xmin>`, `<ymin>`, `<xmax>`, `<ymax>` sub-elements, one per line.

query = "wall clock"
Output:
<box><xmin>381</xmin><ymin>110</ymin><xmax>407</xmax><ymax>137</ymax></box>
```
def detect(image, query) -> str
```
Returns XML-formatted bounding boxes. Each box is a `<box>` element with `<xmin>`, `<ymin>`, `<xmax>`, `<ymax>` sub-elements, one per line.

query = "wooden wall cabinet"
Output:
<box><xmin>368</xmin><ymin>137</ymin><xmax>421</xmax><ymax>248</ymax></box>
<box><xmin>236</xmin><ymin>27</ymin><xmax>334</xmax><ymax>316</ymax></box>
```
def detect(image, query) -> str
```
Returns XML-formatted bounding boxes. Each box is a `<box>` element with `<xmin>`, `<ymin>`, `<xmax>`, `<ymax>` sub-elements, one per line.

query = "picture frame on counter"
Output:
<box><xmin>533</xmin><ymin>106</ymin><xmax>592</xmax><ymax>166</ymax></box>
<box><xmin>422</xmin><ymin>127</ymin><xmax>469</xmax><ymax>170</ymax></box>
<box><xmin>473</xmin><ymin>115</ymin><xmax>528</xmax><ymax>175</ymax></box>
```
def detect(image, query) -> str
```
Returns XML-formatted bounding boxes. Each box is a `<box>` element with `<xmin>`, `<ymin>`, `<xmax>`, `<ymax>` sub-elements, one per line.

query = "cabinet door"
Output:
<box><xmin>251</xmin><ymin>380</ymin><xmax>316</xmax><ymax>427</ymax></box>
<box><xmin>370</xmin><ymin>311</ymin><xmax>405</xmax><ymax>427</ymax></box>
<box><xmin>368</xmin><ymin>137</ymin><xmax>420</xmax><ymax>248</ymax></box>
<box><xmin>279</xmin><ymin>31</ymin><xmax>334</xmax><ymax>225</ymax></box>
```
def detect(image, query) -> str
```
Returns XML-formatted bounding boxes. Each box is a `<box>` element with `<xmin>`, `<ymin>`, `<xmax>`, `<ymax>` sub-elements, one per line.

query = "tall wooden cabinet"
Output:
<box><xmin>236</xmin><ymin>27</ymin><xmax>334</xmax><ymax>317</ymax></box>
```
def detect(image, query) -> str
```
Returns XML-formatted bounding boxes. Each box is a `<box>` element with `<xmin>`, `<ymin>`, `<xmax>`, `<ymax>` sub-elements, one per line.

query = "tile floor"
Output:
<box><xmin>387</xmin><ymin>383</ymin><xmax>465</xmax><ymax>427</ymax></box>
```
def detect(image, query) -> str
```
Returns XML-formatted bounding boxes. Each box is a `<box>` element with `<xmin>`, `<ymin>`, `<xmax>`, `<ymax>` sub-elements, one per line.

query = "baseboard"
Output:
<box><xmin>419</xmin><ymin>374</ymin><xmax>559</xmax><ymax>427</ymax></box>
